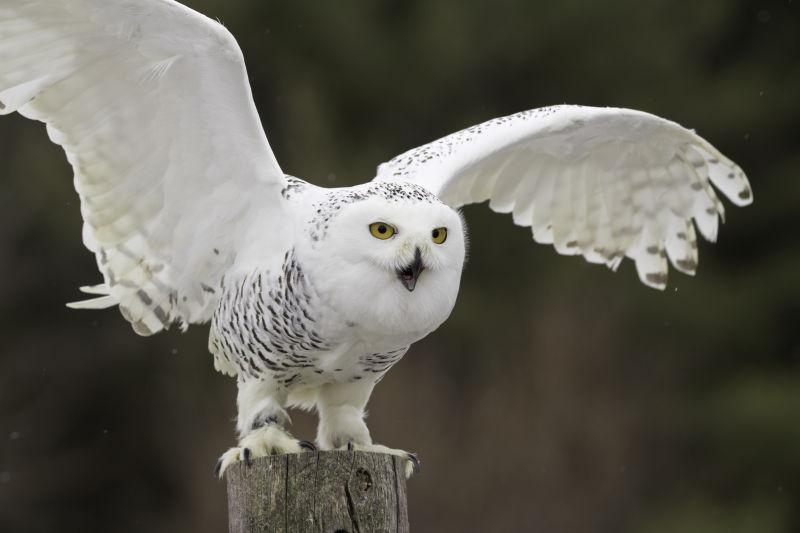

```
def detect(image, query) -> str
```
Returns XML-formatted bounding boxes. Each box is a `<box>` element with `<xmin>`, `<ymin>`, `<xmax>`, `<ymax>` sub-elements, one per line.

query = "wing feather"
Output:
<box><xmin>0</xmin><ymin>0</ymin><xmax>286</xmax><ymax>333</ymax></box>
<box><xmin>374</xmin><ymin>105</ymin><xmax>752</xmax><ymax>288</ymax></box>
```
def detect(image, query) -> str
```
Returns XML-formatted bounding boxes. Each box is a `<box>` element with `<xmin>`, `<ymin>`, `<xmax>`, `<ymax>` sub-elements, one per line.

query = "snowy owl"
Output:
<box><xmin>0</xmin><ymin>0</ymin><xmax>753</xmax><ymax>479</ymax></box>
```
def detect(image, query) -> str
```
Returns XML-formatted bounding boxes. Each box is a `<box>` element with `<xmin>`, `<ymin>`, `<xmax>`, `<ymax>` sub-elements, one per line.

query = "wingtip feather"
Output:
<box><xmin>66</xmin><ymin>295</ymin><xmax>116</xmax><ymax>310</ymax></box>
<box><xmin>79</xmin><ymin>284</ymin><xmax>111</xmax><ymax>295</ymax></box>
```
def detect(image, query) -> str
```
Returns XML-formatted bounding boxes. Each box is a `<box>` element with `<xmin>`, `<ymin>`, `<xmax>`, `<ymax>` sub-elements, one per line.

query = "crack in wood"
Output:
<box><xmin>344</xmin><ymin>480</ymin><xmax>362</xmax><ymax>533</ymax></box>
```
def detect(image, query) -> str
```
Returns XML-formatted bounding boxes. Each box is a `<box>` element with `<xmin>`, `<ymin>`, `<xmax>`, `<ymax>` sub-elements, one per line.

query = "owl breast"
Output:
<box><xmin>208</xmin><ymin>248</ymin><xmax>414</xmax><ymax>388</ymax></box>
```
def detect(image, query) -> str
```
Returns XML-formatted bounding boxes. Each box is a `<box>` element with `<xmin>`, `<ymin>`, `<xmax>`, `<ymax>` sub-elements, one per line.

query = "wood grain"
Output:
<box><xmin>226</xmin><ymin>451</ymin><xmax>410</xmax><ymax>533</ymax></box>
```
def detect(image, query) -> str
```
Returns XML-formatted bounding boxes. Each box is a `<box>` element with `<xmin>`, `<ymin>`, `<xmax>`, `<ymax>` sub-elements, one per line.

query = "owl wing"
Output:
<box><xmin>0</xmin><ymin>0</ymin><xmax>287</xmax><ymax>334</ymax></box>
<box><xmin>374</xmin><ymin>105</ymin><xmax>753</xmax><ymax>288</ymax></box>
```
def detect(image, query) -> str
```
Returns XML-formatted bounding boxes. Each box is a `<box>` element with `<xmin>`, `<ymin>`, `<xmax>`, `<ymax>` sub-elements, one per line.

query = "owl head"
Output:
<box><xmin>306</xmin><ymin>182</ymin><xmax>466</xmax><ymax>340</ymax></box>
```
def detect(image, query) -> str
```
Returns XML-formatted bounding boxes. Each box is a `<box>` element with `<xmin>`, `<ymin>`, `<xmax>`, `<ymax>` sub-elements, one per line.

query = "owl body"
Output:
<box><xmin>209</xmin><ymin>178</ymin><xmax>465</xmax><ymax>418</ymax></box>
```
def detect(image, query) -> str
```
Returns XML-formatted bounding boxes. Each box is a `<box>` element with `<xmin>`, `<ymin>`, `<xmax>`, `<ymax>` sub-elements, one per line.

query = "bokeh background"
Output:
<box><xmin>1</xmin><ymin>0</ymin><xmax>798</xmax><ymax>532</ymax></box>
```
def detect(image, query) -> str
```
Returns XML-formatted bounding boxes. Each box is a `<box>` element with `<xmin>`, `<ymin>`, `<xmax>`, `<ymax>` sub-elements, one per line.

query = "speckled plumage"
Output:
<box><xmin>306</xmin><ymin>180</ymin><xmax>443</xmax><ymax>242</ymax></box>
<box><xmin>209</xmin><ymin>249</ymin><xmax>328</xmax><ymax>384</ymax></box>
<box><xmin>208</xmin><ymin>240</ymin><xmax>410</xmax><ymax>390</ymax></box>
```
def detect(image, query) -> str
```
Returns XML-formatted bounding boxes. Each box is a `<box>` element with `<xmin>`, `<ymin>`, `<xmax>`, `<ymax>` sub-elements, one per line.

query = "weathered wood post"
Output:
<box><xmin>225</xmin><ymin>451</ymin><xmax>410</xmax><ymax>533</ymax></box>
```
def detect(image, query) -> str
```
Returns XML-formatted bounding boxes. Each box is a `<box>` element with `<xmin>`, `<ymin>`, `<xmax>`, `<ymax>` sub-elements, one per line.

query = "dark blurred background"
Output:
<box><xmin>1</xmin><ymin>0</ymin><xmax>798</xmax><ymax>532</ymax></box>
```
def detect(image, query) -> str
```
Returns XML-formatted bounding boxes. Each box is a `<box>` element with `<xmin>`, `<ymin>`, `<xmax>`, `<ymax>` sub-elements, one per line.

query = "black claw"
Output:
<box><xmin>213</xmin><ymin>458</ymin><xmax>223</xmax><ymax>478</ymax></box>
<box><xmin>407</xmin><ymin>453</ymin><xmax>421</xmax><ymax>475</ymax></box>
<box><xmin>299</xmin><ymin>440</ymin><xmax>316</xmax><ymax>451</ymax></box>
<box><xmin>347</xmin><ymin>441</ymin><xmax>354</xmax><ymax>451</ymax></box>
<box><xmin>270</xmin><ymin>449</ymin><xmax>278</xmax><ymax>456</ymax></box>
<box><xmin>242</xmin><ymin>447</ymin><xmax>252</xmax><ymax>467</ymax></box>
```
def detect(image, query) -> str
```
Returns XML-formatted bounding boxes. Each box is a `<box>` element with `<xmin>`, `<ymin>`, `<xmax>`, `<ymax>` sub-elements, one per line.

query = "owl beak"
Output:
<box><xmin>397</xmin><ymin>247</ymin><xmax>425</xmax><ymax>292</ymax></box>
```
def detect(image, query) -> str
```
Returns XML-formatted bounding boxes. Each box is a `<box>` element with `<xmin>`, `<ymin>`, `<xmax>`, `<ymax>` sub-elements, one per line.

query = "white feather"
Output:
<box><xmin>79</xmin><ymin>284</ymin><xmax>110</xmax><ymax>295</ymax></box>
<box><xmin>0</xmin><ymin>0</ymin><xmax>286</xmax><ymax>334</ymax></box>
<box><xmin>66</xmin><ymin>295</ymin><xmax>116</xmax><ymax>310</ymax></box>
<box><xmin>374</xmin><ymin>105</ymin><xmax>753</xmax><ymax>289</ymax></box>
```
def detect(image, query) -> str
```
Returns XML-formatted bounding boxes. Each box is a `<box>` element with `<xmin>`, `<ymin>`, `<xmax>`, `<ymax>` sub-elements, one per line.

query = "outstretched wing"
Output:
<box><xmin>0</xmin><ymin>0</ymin><xmax>286</xmax><ymax>335</ymax></box>
<box><xmin>374</xmin><ymin>105</ymin><xmax>752</xmax><ymax>289</ymax></box>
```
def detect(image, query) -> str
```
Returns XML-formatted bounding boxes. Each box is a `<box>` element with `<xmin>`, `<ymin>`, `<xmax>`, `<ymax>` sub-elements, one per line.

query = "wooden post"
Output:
<box><xmin>225</xmin><ymin>451</ymin><xmax>410</xmax><ymax>533</ymax></box>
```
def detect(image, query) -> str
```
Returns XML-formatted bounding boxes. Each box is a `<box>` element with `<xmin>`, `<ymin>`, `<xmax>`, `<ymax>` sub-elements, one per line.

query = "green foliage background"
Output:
<box><xmin>0</xmin><ymin>1</ymin><xmax>797</xmax><ymax>532</ymax></box>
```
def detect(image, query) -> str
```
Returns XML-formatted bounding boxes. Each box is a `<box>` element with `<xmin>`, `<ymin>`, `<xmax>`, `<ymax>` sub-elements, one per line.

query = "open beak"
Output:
<box><xmin>397</xmin><ymin>247</ymin><xmax>425</xmax><ymax>292</ymax></box>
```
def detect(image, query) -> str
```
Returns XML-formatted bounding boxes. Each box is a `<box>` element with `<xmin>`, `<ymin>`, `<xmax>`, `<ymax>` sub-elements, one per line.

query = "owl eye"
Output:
<box><xmin>369</xmin><ymin>222</ymin><xmax>396</xmax><ymax>240</ymax></box>
<box><xmin>431</xmin><ymin>227</ymin><xmax>448</xmax><ymax>244</ymax></box>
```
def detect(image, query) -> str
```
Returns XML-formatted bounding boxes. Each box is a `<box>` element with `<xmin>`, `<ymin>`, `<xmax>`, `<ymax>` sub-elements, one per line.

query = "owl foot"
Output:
<box><xmin>344</xmin><ymin>442</ymin><xmax>421</xmax><ymax>479</ymax></box>
<box><xmin>214</xmin><ymin>424</ymin><xmax>309</xmax><ymax>479</ymax></box>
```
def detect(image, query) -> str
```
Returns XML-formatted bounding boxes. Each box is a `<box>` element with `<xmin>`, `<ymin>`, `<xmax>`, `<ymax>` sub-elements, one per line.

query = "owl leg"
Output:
<box><xmin>316</xmin><ymin>380</ymin><xmax>420</xmax><ymax>479</ymax></box>
<box><xmin>214</xmin><ymin>378</ymin><xmax>312</xmax><ymax>478</ymax></box>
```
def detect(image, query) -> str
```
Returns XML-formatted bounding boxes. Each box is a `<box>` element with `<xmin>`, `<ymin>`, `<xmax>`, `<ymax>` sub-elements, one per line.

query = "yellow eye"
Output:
<box><xmin>432</xmin><ymin>227</ymin><xmax>447</xmax><ymax>244</ymax></box>
<box><xmin>369</xmin><ymin>222</ymin><xmax>396</xmax><ymax>240</ymax></box>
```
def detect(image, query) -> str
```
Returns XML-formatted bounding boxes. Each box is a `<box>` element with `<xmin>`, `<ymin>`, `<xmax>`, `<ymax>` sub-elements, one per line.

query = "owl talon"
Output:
<box><xmin>299</xmin><ymin>440</ymin><xmax>316</xmax><ymax>451</ymax></box>
<box><xmin>341</xmin><ymin>442</ymin><xmax>420</xmax><ymax>479</ymax></box>
<box><xmin>407</xmin><ymin>452</ymin><xmax>421</xmax><ymax>475</ymax></box>
<box><xmin>215</xmin><ymin>424</ymin><xmax>308</xmax><ymax>478</ymax></box>
<box><xmin>347</xmin><ymin>441</ymin><xmax>354</xmax><ymax>451</ymax></box>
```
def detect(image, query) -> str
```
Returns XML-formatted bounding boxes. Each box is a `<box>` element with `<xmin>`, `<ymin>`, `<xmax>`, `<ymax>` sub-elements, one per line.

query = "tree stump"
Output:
<box><xmin>225</xmin><ymin>451</ymin><xmax>410</xmax><ymax>533</ymax></box>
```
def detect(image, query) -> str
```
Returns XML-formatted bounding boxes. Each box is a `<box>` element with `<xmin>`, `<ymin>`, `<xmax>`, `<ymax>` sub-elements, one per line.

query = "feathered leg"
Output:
<box><xmin>316</xmin><ymin>379</ymin><xmax>420</xmax><ymax>478</ymax></box>
<box><xmin>215</xmin><ymin>378</ymin><xmax>312</xmax><ymax>478</ymax></box>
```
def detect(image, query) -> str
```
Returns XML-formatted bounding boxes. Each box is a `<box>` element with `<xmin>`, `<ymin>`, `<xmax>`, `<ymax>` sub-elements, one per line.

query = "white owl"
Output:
<box><xmin>0</xmin><ymin>0</ymin><xmax>752</xmax><ymax>478</ymax></box>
